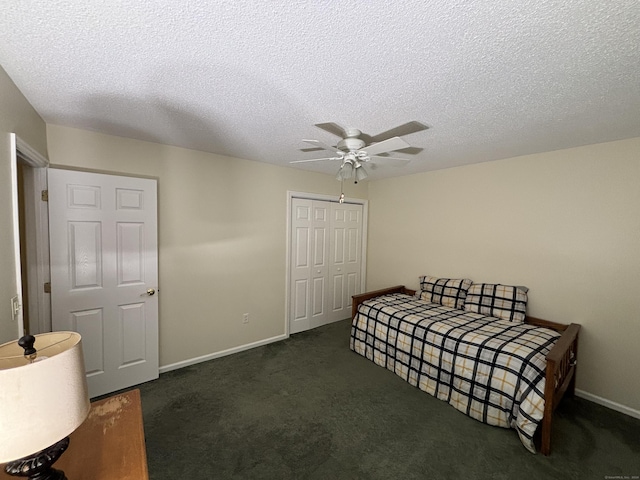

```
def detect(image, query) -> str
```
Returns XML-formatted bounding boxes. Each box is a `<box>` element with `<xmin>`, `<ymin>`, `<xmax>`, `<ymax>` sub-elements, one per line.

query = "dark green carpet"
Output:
<box><xmin>138</xmin><ymin>320</ymin><xmax>640</xmax><ymax>479</ymax></box>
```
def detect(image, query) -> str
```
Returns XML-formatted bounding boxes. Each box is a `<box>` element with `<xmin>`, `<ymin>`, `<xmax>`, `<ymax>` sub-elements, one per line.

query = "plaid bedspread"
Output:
<box><xmin>350</xmin><ymin>293</ymin><xmax>560</xmax><ymax>453</ymax></box>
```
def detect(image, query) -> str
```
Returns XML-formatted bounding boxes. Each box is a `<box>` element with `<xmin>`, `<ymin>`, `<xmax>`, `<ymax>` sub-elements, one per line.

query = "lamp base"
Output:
<box><xmin>4</xmin><ymin>437</ymin><xmax>69</xmax><ymax>480</ymax></box>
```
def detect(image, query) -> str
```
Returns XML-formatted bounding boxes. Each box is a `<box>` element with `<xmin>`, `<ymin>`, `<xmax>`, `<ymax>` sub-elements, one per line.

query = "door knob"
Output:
<box><xmin>146</xmin><ymin>288</ymin><xmax>156</xmax><ymax>296</ymax></box>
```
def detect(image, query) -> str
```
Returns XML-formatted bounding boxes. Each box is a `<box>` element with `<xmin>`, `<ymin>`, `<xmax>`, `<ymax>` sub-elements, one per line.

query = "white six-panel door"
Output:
<box><xmin>48</xmin><ymin>169</ymin><xmax>159</xmax><ymax>398</ymax></box>
<box><xmin>289</xmin><ymin>198</ymin><xmax>363</xmax><ymax>334</ymax></box>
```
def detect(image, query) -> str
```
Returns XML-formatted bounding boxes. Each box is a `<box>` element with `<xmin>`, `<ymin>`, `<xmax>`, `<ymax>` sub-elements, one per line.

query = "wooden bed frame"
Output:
<box><xmin>351</xmin><ymin>285</ymin><xmax>581</xmax><ymax>456</ymax></box>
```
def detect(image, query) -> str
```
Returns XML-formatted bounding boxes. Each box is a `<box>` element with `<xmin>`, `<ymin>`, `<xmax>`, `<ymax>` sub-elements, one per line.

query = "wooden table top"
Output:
<box><xmin>2</xmin><ymin>389</ymin><xmax>149</xmax><ymax>480</ymax></box>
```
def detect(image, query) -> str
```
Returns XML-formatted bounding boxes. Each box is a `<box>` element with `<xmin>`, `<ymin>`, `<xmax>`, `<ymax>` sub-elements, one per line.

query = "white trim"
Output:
<box><xmin>21</xmin><ymin>166</ymin><xmax>51</xmax><ymax>334</ymax></box>
<box><xmin>286</xmin><ymin>190</ymin><xmax>364</xmax><ymax>204</ymax></box>
<box><xmin>159</xmin><ymin>333</ymin><xmax>288</xmax><ymax>374</ymax></box>
<box><xmin>9</xmin><ymin>134</ymin><xmax>24</xmax><ymax>337</ymax></box>
<box><xmin>16</xmin><ymin>136</ymin><xmax>48</xmax><ymax>168</ymax></box>
<box><xmin>285</xmin><ymin>196</ymin><xmax>292</xmax><ymax>336</ymax></box>
<box><xmin>284</xmin><ymin>191</ymin><xmax>368</xmax><ymax>337</ymax></box>
<box><xmin>10</xmin><ymin>134</ymin><xmax>51</xmax><ymax>337</ymax></box>
<box><xmin>575</xmin><ymin>389</ymin><xmax>640</xmax><ymax>420</ymax></box>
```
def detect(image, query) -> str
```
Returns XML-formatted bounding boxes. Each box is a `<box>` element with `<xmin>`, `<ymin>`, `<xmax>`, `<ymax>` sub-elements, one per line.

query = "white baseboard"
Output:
<box><xmin>575</xmin><ymin>389</ymin><xmax>640</xmax><ymax>420</ymax></box>
<box><xmin>159</xmin><ymin>333</ymin><xmax>289</xmax><ymax>374</ymax></box>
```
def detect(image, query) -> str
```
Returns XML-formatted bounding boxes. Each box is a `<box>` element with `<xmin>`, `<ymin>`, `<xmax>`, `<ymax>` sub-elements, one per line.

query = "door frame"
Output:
<box><xmin>9</xmin><ymin>133</ymin><xmax>50</xmax><ymax>337</ymax></box>
<box><xmin>285</xmin><ymin>191</ymin><xmax>368</xmax><ymax>336</ymax></box>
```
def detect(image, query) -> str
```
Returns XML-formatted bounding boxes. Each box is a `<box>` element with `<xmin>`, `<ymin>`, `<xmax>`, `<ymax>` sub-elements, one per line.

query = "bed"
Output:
<box><xmin>350</xmin><ymin>282</ymin><xmax>580</xmax><ymax>455</ymax></box>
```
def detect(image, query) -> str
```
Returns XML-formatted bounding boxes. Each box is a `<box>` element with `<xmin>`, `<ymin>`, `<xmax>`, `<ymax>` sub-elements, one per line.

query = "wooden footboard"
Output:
<box><xmin>539</xmin><ymin>322</ymin><xmax>580</xmax><ymax>455</ymax></box>
<box><xmin>351</xmin><ymin>286</ymin><xmax>581</xmax><ymax>456</ymax></box>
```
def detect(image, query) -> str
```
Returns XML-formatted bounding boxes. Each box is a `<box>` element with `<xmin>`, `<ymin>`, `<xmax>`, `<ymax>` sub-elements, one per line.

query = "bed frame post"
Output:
<box><xmin>539</xmin><ymin>323</ymin><xmax>580</xmax><ymax>455</ymax></box>
<box><xmin>567</xmin><ymin>335</ymin><xmax>579</xmax><ymax>397</ymax></box>
<box><xmin>541</xmin><ymin>361</ymin><xmax>556</xmax><ymax>456</ymax></box>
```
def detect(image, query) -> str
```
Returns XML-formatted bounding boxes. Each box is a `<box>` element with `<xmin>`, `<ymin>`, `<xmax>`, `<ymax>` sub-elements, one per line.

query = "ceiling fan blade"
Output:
<box><xmin>396</xmin><ymin>146</ymin><xmax>423</xmax><ymax>155</ymax></box>
<box><xmin>370</xmin><ymin>155</ymin><xmax>411</xmax><ymax>162</ymax></box>
<box><xmin>290</xmin><ymin>157</ymin><xmax>341</xmax><ymax>164</ymax></box>
<box><xmin>303</xmin><ymin>139</ymin><xmax>340</xmax><ymax>154</ymax></box>
<box><xmin>314</xmin><ymin>122</ymin><xmax>348</xmax><ymax>138</ymax></box>
<box><xmin>375</xmin><ymin>146</ymin><xmax>423</xmax><ymax>156</ymax></box>
<box><xmin>370</xmin><ymin>155</ymin><xmax>412</xmax><ymax>167</ymax></box>
<box><xmin>369</xmin><ymin>121</ymin><xmax>429</xmax><ymax>143</ymax></box>
<box><xmin>357</xmin><ymin>132</ymin><xmax>373</xmax><ymax>144</ymax></box>
<box><xmin>363</xmin><ymin>137</ymin><xmax>410</xmax><ymax>156</ymax></box>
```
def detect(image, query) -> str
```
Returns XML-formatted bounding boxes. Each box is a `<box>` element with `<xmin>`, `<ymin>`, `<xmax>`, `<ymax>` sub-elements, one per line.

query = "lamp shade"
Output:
<box><xmin>0</xmin><ymin>332</ymin><xmax>90</xmax><ymax>463</ymax></box>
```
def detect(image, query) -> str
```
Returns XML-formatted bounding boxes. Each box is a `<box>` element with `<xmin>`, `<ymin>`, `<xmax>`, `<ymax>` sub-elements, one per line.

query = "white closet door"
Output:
<box><xmin>289</xmin><ymin>197</ymin><xmax>364</xmax><ymax>334</ymax></box>
<box><xmin>290</xmin><ymin>199</ymin><xmax>330</xmax><ymax>334</ymax></box>
<box><xmin>328</xmin><ymin>202</ymin><xmax>363</xmax><ymax>323</ymax></box>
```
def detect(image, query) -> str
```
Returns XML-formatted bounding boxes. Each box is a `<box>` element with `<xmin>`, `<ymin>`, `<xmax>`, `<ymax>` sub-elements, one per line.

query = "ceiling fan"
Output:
<box><xmin>290</xmin><ymin>121</ymin><xmax>428</xmax><ymax>184</ymax></box>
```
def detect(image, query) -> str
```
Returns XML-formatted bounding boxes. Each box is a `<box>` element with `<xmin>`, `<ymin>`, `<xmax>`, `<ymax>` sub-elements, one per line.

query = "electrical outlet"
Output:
<box><xmin>243</xmin><ymin>313</ymin><xmax>249</xmax><ymax>324</ymax></box>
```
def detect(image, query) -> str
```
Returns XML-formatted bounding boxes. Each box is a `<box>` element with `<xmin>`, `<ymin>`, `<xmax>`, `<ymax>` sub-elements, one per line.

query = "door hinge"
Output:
<box><xmin>41</xmin><ymin>190</ymin><xmax>49</xmax><ymax>202</ymax></box>
<box><xmin>44</xmin><ymin>282</ymin><xmax>51</xmax><ymax>293</ymax></box>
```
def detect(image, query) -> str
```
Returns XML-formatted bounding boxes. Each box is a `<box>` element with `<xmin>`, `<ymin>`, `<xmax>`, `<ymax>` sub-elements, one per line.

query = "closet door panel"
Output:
<box><xmin>290</xmin><ymin>199</ymin><xmax>313</xmax><ymax>333</ymax></box>
<box><xmin>328</xmin><ymin>202</ymin><xmax>363</xmax><ymax>323</ymax></box>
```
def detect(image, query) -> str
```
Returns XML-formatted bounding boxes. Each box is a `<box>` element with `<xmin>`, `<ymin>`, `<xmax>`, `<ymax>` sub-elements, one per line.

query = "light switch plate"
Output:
<box><xmin>11</xmin><ymin>296</ymin><xmax>20</xmax><ymax>321</ymax></box>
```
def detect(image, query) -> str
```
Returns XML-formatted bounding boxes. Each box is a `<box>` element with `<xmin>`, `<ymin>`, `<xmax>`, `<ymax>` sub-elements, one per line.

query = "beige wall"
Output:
<box><xmin>366</xmin><ymin>138</ymin><xmax>640</xmax><ymax>411</ymax></box>
<box><xmin>4</xmin><ymin>61</ymin><xmax>638</xmax><ymax>413</ymax></box>
<box><xmin>46</xmin><ymin>124</ymin><xmax>368</xmax><ymax>367</ymax></box>
<box><xmin>0</xmin><ymin>66</ymin><xmax>48</xmax><ymax>344</ymax></box>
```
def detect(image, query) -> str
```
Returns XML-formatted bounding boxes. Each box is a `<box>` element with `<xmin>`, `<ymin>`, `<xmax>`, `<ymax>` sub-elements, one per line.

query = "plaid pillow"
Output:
<box><xmin>418</xmin><ymin>275</ymin><xmax>473</xmax><ymax>310</ymax></box>
<box><xmin>464</xmin><ymin>283</ymin><xmax>528</xmax><ymax>323</ymax></box>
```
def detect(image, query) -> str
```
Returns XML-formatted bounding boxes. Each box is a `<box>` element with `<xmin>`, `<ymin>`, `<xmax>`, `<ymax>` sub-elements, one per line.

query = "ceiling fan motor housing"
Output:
<box><xmin>337</xmin><ymin>137</ymin><xmax>365</xmax><ymax>152</ymax></box>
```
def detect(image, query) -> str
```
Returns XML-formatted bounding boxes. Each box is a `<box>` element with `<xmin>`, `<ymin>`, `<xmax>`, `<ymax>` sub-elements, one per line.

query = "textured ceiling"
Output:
<box><xmin>1</xmin><ymin>1</ymin><xmax>639</xmax><ymax>179</ymax></box>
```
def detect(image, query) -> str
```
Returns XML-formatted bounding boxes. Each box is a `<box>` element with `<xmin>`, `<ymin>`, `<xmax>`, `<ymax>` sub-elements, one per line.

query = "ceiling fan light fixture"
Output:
<box><xmin>356</xmin><ymin>151</ymin><xmax>369</xmax><ymax>161</ymax></box>
<box><xmin>354</xmin><ymin>164</ymin><xmax>368</xmax><ymax>183</ymax></box>
<box><xmin>341</xmin><ymin>160</ymin><xmax>354</xmax><ymax>178</ymax></box>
